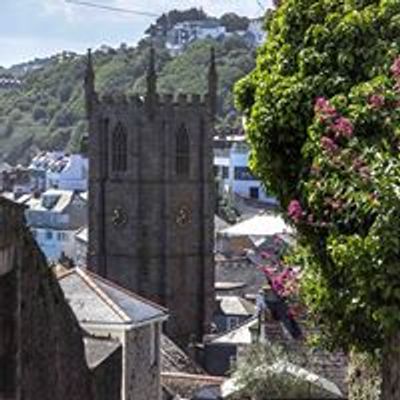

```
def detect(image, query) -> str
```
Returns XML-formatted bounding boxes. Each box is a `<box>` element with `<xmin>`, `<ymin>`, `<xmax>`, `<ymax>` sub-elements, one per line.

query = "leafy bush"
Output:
<box><xmin>235</xmin><ymin>0</ymin><xmax>400</xmax><ymax>354</ymax></box>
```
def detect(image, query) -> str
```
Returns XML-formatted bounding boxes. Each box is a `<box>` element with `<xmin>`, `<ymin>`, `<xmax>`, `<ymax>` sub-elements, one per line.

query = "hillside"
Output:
<box><xmin>0</xmin><ymin>34</ymin><xmax>255</xmax><ymax>164</ymax></box>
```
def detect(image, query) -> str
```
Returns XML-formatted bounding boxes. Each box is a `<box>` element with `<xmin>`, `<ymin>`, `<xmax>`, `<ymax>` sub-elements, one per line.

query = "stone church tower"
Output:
<box><xmin>86</xmin><ymin>48</ymin><xmax>216</xmax><ymax>345</ymax></box>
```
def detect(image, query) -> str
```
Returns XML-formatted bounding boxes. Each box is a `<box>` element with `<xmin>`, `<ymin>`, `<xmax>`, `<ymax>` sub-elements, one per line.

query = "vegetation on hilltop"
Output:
<box><xmin>0</xmin><ymin>34</ymin><xmax>255</xmax><ymax>164</ymax></box>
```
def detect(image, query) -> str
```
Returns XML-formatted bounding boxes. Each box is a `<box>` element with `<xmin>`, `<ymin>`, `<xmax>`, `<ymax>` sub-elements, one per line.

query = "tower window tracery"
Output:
<box><xmin>112</xmin><ymin>122</ymin><xmax>127</xmax><ymax>172</ymax></box>
<box><xmin>176</xmin><ymin>125</ymin><xmax>190</xmax><ymax>177</ymax></box>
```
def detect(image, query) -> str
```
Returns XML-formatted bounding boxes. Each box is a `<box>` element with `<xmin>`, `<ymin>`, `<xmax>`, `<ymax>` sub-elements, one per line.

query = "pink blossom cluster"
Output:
<box><xmin>320</xmin><ymin>136</ymin><xmax>338</xmax><ymax>153</ymax></box>
<box><xmin>351</xmin><ymin>157</ymin><xmax>370</xmax><ymax>181</ymax></box>
<box><xmin>368</xmin><ymin>94</ymin><xmax>385</xmax><ymax>109</ymax></box>
<box><xmin>314</xmin><ymin>97</ymin><xmax>337</xmax><ymax>118</ymax></box>
<box><xmin>331</xmin><ymin>116</ymin><xmax>354</xmax><ymax>139</ymax></box>
<box><xmin>263</xmin><ymin>266</ymin><xmax>299</xmax><ymax>298</ymax></box>
<box><xmin>287</xmin><ymin>199</ymin><xmax>303</xmax><ymax>222</ymax></box>
<box><xmin>390</xmin><ymin>57</ymin><xmax>400</xmax><ymax>79</ymax></box>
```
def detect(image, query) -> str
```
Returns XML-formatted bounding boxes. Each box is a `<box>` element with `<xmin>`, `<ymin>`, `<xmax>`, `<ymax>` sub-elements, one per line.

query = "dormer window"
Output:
<box><xmin>112</xmin><ymin>123</ymin><xmax>127</xmax><ymax>172</ymax></box>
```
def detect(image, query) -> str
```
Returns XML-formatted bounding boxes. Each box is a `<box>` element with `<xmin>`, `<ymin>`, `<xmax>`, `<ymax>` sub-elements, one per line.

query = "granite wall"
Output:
<box><xmin>0</xmin><ymin>197</ymin><xmax>120</xmax><ymax>400</ymax></box>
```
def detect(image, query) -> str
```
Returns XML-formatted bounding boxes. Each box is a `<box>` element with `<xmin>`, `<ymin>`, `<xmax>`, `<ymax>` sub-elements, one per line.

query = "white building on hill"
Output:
<box><xmin>166</xmin><ymin>19</ymin><xmax>226</xmax><ymax>55</ymax></box>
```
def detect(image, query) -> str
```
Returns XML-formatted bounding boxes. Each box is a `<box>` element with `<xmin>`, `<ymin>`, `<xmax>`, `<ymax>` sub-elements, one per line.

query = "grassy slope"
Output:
<box><xmin>0</xmin><ymin>36</ymin><xmax>255</xmax><ymax>164</ymax></box>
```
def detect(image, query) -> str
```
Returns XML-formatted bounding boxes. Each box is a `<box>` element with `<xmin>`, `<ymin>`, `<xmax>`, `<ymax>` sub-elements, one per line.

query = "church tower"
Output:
<box><xmin>86</xmin><ymin>47</ymin><xmax>217</xmax><ymax>345</ymax></box>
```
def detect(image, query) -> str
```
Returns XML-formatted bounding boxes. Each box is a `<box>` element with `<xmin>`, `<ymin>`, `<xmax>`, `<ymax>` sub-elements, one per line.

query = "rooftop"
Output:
<box><xmin>84</xmin><ymin>336</ymin><xmax>121</xmax><ymax>369</ymax></box>
<box><xmin>58</xmin><ymin>268</ymin><xmax>168</xmax><ymax>327</ymax></box>
<box><xmin>220</xmin><ymin>213</ymin><xmax>292</xmax><ymax>238</ymax></box>
<box><xmin>161</xmin><ymin>334</ymin><xmax>204</xmax><ymax>375</ymax></box>
<box><xmin>26</xmin><ymin>189</ymin><xmax>76</xmax><ymax>213</ymax></box>
<box><xmin>75</xmin><ymin>226</ymin><xmax>88</xmax><ymax>243</ymax></box>
<box><xmin>216</xmin><ymin>295</ymin><xmax>255</xmax><ymax>317</ymax></box>
<box><xmin>210</xmin><ymin>317</ymin><xmax>257</xmax><ymax>345</ymax></box>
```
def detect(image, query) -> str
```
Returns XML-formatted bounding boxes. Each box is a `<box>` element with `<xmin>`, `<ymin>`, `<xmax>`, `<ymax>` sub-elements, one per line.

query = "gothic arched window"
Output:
<box><xmin>176</xmin><ymin>125</ymin><xmax>190</xmax><ymax>177</ymax></box>
<box><xmin>112</xmin><ymin>122</ymin><xmax>127</xmax><ymax>172</ymax></box>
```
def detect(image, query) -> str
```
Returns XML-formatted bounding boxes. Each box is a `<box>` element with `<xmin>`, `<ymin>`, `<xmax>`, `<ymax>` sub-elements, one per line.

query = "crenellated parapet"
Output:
<box><xmin>84</xmin><ymin>46</ymin><xmax>218</xmax><ymax>121</ymax></box>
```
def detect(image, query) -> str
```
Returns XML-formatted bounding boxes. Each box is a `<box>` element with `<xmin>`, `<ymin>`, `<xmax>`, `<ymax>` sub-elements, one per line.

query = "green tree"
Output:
<box><xmin>235</xmin><ymin>0</ymin><xmax>400</xmax><ymax>397</ymax></box>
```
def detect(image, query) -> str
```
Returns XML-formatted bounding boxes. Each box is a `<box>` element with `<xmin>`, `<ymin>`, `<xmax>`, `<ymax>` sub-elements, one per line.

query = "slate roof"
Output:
<box><xmin>216</xmin><ymin>295</ymin><xmax>255</xmax><ymax>317</ymax></box>
<box><xmin>84</xmin><ymin>336</ymin><xmax>121</xmax><ymax>369</ymax></box>
<box><xmin>58</xmin><ymin>268</ymin><xmax>168</xmax><ymax>327</ymax></box>
<box><xmin>210</xmin><ymin>317</ymin><xmax>257</xmax><ymax>345</ymax></box>
<box><xmin>26</xmin><ymin>189</ymin><xmax>75</xmax><ymax>213</ymax></box>
<box><xmin>161</xmin><ymin>334</ymin><xmax>204</xmax><ymax>374</ymax></box>
<box><xmin>161</xmin><ymin>372</ymin><xmax>224</xmax><ymax>400</ymax></box>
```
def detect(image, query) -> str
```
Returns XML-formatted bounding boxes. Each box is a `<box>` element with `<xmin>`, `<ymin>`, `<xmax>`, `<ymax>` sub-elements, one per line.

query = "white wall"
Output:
<box><xmin>214</xmin><ymin>142</ymin><xmax>276</xmax><ymax>203</ymax></box>
<box><xmin>31</xmin><ymin>227</ymin><xmax>77</xmax><ymax>262</ymax></box>
<box><xmin>46</xmin><ymin>155</ymin><xmax>88</xmax><ymax>191</ymax></box>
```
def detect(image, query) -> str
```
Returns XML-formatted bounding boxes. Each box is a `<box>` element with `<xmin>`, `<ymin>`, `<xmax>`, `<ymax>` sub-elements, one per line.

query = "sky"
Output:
<box><xmin>0</xmin><ymin>0</ymin><xmax>273</xmax><ymax>68</ymax></box>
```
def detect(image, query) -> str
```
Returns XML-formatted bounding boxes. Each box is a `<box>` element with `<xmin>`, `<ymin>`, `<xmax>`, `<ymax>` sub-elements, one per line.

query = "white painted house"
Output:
<box><xmin>25</xmin><ymin>189</ymin><xmax>87</xmax><ymax>262</ymax></box>
<box><xmin>214</xmin><ymin>135</ymin><xmax>276</xmax><ymax>204</ymax></box>
<box><xmin>29</xmin><ymin>152</ymin><xmax>88</xmax><ymax>192</ymax></box>
<box><xmin>166</xmin><ymin>19</ymin><xmax>226</xmax><ymax>55</ymax></box>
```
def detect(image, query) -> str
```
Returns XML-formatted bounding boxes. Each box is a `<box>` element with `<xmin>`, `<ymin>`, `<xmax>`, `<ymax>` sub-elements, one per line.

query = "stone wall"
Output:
<box><xmin>0</xmin><ymin>197</ymin><xmax>109</xmax><ymax>400</ymax></box>
<box><xmin>125</xmin><ymin>323</ymin><xmax>161</xmax><ymax>400</ymax></box>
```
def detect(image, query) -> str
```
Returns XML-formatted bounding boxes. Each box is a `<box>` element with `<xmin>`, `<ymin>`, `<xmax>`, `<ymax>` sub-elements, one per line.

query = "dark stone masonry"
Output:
<box><xmin>0</xmin><ymin>197</ymin><xmax>121</xmax><ymax>400</ymax></box>
<box><xmin>86</xmin><ymin>47</ymin><xmax>217</xmax><ymax>346</ymax></box>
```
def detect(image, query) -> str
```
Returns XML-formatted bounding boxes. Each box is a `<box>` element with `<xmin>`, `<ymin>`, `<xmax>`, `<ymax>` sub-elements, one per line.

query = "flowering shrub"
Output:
<box><xmin>283</xmin><ymin>57</ymin><xmax>400</xmax><ymax>352</ymax></box>
<box><xmin>236</xmin><ymin>0</ymin><xmax>400</xmax><ymax>354</ymax></box>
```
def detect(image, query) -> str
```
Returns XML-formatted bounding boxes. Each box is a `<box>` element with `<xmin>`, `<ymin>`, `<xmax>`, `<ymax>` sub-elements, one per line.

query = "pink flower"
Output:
<box><xmin>261</xmin><ymin>251</ymin><xmax>274</xmax><ymax>260</ymax></box>
<box><xmin>390</xmin><ymin>57</ymin><xmax>400</xmax><ymax>79</ymax></box>
<box><xmin>263</xmin><ymin>266</ymin><xmax>275</xmax><ymax>277</ymax></box>
<box><xmin>287</xmin><ymin>200</ymin><xmax>303</xmax><ymax>223</ymax></box>
<box><xmin>320</xmin><ymin>136</ymin><xmax>338</xmax><ymax>153</ymax></box>
<box><xmin>331</xmin><ymin>117</ymin><xmax>354</xmax><ymax>138</ymax></box>
<box><xmin>368</xmin><ymin>94</ymin><xmax>385</xmax><ymax>109</ymax></box>
<box><xmin>273</xmin><ymin>234</ymin><xmax>283</xmax><ymax>245</ymax></box>
<box><xmin>314</xmin><ymin>97</ymin><xmax>337</xmax><ymax>118</ymax></box>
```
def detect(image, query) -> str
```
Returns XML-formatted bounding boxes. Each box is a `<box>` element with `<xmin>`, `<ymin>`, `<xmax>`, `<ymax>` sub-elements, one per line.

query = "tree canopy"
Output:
<box><xmin>235</xmin><ymin>0</ymin><xmax>400</xmax><ymax>353</ymax></box>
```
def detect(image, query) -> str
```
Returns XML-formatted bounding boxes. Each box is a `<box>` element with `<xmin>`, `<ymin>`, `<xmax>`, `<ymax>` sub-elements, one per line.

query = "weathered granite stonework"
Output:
<box><xmin>86</xmin><ymin>48</ymin><xmax>217</xmax><ymax>346</ymax></box>
<box><xmin>0</xmin><ymin>197</ymin><xmax>121</xmax><ymax>400</ymax></box>
<box><xmin>0</xmin><ymin>197</ymin><xmax>93</xmax><ymax>400</ymax></box>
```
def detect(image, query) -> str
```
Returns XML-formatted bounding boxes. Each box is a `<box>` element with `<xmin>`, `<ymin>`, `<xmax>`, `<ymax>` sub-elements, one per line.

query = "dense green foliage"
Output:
<box><xmin>0</xmin><ymin>35</ymin><xmax>255</xmax><ymax>164</ymax></box>
<box><xmin>235</xmin><ymin>0</ymin><xmax>400</xmax><ymax>353</ymax></box>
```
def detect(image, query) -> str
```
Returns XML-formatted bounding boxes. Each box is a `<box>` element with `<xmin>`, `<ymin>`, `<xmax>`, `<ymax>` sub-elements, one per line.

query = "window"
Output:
<box><xmin>234</xmin><ymin>166</ymin><xmax>255</xmax><ymax>181</ymax></box>
<box><xmin>176</xmin><ymin>125</ymin><xmax>190</xmax><ymax>177</ymax></box>
<box><xmin>45</xmin><ymin>230</ymin><xmax>53</xmax><ymax>241</ymax></box>
<box><xmin>112</xmin><ymin>122</ymin><xmax>127</xmax><ymax>172</ymax></box>
<box><xmin>57</xmin><ymin>232</ymin><xmax>68</xmax><ymax>242</ymax></box>
<box><xmin>227</xmin><ymin>316</ymin><xmax>240</xmax><ymax>330</ymax></box>
<box><xmin>222</xmin><ymin>166</ymin><xmax>229</xmax><ymax>179</ymax></box>
<box><xmin>249</xmin><ymin>187</ymin><xmax>259</xmax><ymax>199</ymax></box>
